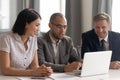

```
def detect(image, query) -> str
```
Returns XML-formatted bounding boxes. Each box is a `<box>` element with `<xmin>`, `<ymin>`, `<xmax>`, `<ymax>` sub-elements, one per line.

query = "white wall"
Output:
<box><xmin>81</xmin><ymin>0</ymin><xmax>93</xmax><ymax>32</ymax></box>
<box><xmin>10</xmin><ymin>0</ymin><xmax>17</xmax><ymax>28</ymax></box>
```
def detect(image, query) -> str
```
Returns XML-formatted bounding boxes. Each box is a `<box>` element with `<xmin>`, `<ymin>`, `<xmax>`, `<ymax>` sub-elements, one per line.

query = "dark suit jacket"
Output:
<box><xmin>81</xmin><ymin>29</ymin><xmax>120</xmax><ymax>61</ymax></box>
<box><xmin>37</xmin><ymin>32</ymin><xmax>80</xmax><ymax>72</ymax></box>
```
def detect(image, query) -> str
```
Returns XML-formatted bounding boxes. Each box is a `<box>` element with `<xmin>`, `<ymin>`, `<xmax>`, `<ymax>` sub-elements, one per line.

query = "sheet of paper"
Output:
<box><xmin>16</xmin><ymin>76</ymin><xmax>55</xmax><ymax>80</ymax></box>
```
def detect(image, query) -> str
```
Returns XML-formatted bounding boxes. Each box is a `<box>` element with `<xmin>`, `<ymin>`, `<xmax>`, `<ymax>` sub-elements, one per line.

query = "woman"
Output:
<box><xmin>0</xmin><ymin>8</ymin><xmax>52</xmax><ymax>76</ymax></box>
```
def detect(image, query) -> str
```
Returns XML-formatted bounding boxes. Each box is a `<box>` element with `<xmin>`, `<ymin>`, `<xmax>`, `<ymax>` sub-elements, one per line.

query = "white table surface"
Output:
<box><xmin>0</xmin><ymin>69</ymin><xmax>120</xmax><ymax>80</ymax></box>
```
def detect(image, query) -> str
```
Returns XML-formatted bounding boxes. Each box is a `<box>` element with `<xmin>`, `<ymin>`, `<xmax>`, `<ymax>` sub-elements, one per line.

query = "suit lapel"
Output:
<box><xmin>92</xmin><ymin>29</ymin><xmax>102</xmax><ymax>51</ymax></box>
<box><xmin>58</xmin><ymin>39</ymin><xmax>67</xmax><ymax>64</ymax></box>
<box><xmin>48</xmin><ymin>43</ymin><xmax>56</xmax><ymax>63</ymax></box>
<box><xmin>58</xmin><ymin>42</ymin><xmax>63</xmax><ymax>64</ymax></box>
<box><xmin>108</xmin><ymin>31</ymin><xmax>112</xmax><ymax>50</ymax></box>
<box><xmin>44</xmin><ymin>32</ymin><xmax>56</xmax><ymax>63</ymax></box>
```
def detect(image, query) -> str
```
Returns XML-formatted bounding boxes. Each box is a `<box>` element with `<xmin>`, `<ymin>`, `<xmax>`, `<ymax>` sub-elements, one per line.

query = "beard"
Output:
<box><xmin>52</xmin><ymin>32</ymin><xmax>61</xmax><ymax>40</ymax></box>
<box><xmin>51</xmin><ymin>32</ymin><xmax>64</xmax><ymax>40</ymax></box>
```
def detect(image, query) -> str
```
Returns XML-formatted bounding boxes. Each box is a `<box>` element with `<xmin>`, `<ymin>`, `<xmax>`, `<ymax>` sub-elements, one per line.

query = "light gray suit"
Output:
<box><xmin>37</xmin><ymin>31</ymin><xmax>80</xmax><ymax>72</ymax></box>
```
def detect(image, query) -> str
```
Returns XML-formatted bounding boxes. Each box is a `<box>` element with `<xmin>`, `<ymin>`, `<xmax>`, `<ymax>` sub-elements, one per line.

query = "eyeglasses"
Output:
<box><xmin>51</xmin><ymin>23</ymin><xmax>67</xmax><ymax>29</ymax></box>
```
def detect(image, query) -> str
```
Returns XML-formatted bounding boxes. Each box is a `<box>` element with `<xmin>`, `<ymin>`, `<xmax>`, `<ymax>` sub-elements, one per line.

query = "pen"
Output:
<box><xmin>31</xmin><ymin>77</ymin><xmax>45</xmax><ymax>79</ymax></box>
<box><xmin>31</xmin><ymin>76</ymin><xmax>55</xmax><ymax>80</ymax></box>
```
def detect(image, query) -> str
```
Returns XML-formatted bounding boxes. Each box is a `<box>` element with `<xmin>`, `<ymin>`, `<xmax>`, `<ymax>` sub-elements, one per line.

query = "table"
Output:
<box><xmin>0</xmin><ymin>70</ymin><xmax>120</xmax><ymax>80</ymax></box>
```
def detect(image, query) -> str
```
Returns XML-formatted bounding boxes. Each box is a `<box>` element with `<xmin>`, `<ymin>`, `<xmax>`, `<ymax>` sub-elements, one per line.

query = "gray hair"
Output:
<box><xmin>49</xmin><ymin>13</ymin><xmax>65</xmax><ymax>23</ymax></box>
<box><xmin>93</xmin><ymin>12</ymin><xmax>111</xmax><ymax>25</ymax></box>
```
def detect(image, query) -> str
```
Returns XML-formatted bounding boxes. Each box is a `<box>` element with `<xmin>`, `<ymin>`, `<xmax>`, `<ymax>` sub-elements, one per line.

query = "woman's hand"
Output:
<box><xmin>32</xmin><ymin>64</ymin><xmax>53</xmax><ymax>77</ymax></box>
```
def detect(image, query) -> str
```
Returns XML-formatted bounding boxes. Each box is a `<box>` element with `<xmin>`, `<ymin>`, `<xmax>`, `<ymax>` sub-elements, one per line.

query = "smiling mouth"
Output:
<box><xmin>35</xmin><ymin>31</ymin><xmax>38</xmax><ymax>35</ymax></box>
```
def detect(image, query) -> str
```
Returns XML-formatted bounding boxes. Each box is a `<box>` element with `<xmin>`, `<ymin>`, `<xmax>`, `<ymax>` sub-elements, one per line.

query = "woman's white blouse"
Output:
<box><xmin>0</xmin><ymin>32</ymin><xmax>38</xmax><ymax>69</ymax></box>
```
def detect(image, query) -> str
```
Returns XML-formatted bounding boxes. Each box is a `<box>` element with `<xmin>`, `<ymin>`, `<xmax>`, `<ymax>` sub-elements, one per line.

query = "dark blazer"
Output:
<box><xmin>37</xmin><ymin>32</ymin><xmax>80</xmax><ymax>72</ymax></box>
<box><xmin>81</xmin><ymin>29</ymin><xmax>120</xmax><ymax>61</ymax></box>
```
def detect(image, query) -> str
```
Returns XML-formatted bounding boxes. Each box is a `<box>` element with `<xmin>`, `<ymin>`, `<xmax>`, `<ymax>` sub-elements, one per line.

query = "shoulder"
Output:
<box><xmin>61</xmin><ymin>36</ymin><xmax>73</xmax><ymax>43</ymax></box>
<box><xmin>82</xmin><ymin>29</ymin><xmax>96</xmax><ymax>38</ymax></box>
<box><xmin>109</xmin><ymin>31</ymin><xmax>120</xmax><ymax>38</ymax></box>
<box><xmin>38</xmin><ymin>32</ymin><xmax>48</xmax><ymax>40</ymax></box>
<box><xmin>109</xmin><ymin>31</ymin><xmax>120</xmax><ymax>35</ymax></box>
<box><xmin>1</xmin><ymin>31</ymin><xmax>14</xmax><ymax>40</ymax></box>
<box><xmin>37</xmin><ymin>32</ymin><xmax>51</xmax><ymax>44</ymax></box>
<box><xmin>82</xmin><ymin>29</ymin><xmax>93</xmax><ymax>35</ymax></box>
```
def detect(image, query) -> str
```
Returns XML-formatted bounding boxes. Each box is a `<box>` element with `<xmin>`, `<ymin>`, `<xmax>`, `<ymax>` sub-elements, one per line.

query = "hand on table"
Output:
<box><xmin>64</xmin><ymin>62</ymin><xmax>82</xmax><ymax>72</ymax></box>
<box><xmin>110</xmin><ymin>61</ymin><xmax>120</xmax><ymax>69</ymax></box>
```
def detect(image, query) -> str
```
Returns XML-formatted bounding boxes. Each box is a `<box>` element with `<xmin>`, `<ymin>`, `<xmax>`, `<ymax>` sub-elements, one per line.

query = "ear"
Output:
<box><xmin>25</xmin><ymin>23</ymin><xmax>29</xmax><ymax>29</ymax></box>
<box><xmin>49</xmin><ymin>23</ymin><xmax>52</xmax><ymax>29</ymax></box>
<box><xmin>108</xmin><ymin>24</ymin><xmax>111</xmax><ymax>30</ymax></box>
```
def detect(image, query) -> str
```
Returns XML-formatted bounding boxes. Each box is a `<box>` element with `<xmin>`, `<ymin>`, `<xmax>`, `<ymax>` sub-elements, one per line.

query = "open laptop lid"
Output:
<box><xmin>81</xmin><ymin>51</ymin><xmax>112</xmax><ymax>77</ymax></box>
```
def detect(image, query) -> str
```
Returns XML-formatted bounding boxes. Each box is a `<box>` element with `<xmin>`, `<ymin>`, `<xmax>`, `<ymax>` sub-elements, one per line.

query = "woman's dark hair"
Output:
<box><xmin>12</xmin><ymin>8</ymin><xmax>41</xmax><ymax>35</ymax></box>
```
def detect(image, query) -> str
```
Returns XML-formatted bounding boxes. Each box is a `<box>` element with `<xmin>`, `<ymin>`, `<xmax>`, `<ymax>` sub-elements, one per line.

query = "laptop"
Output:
<box><xmin>73</xmin><ymin>51</ymin><xmax>112</xmax><ymax>77</ymax></box>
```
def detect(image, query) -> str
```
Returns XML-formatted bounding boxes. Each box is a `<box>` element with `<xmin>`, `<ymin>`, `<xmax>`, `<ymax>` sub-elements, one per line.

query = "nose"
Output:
<box><xmin>99</xmin><ymin>28</ymin><xmax>103</xmax><ymax>32</ymax></box>
<box><xmin>36</xmin><ymin>26</ymin><xmax>40</xmax><ymax>32</ymax></box>
<box><xmin>60</xmin><ymin>27</ymin><xmax>66</xmax><ymax>32</ymax></box>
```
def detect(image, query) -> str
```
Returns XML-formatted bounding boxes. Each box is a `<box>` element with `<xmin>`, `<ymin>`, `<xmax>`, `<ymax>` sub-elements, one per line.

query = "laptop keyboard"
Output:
<box><xmin>73</xmin><ymin>70</ymin><xmax>81</xmax><ymax>75</ymax></box>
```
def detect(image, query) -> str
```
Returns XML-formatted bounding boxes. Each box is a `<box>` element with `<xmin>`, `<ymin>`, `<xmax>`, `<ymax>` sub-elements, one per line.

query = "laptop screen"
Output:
<box><xmin>81</xmin><ymin>51</ymin><xmax>112</xmax><ymax>77</ymax></box>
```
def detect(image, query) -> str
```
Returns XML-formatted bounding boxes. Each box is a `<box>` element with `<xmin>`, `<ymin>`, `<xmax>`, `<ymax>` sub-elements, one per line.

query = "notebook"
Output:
<box><xmin>73</xmin><ymin>51</ymin><xmax>112</xmax><ymax>77</ymax></box>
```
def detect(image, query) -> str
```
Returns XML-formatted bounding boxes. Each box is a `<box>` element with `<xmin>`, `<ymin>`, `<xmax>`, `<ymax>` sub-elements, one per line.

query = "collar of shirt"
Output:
<box><xmin>49</xmin><ymin>32</ymin><xmax>61</xmax><ymax>45</ymax></box>
<box><xmin>99</xmin><ymin>33</ymin><xmax>108</xmax><ymax>42</ymax></box>
<box><xmin>13</xmin><ymin>33</ymin><xmax>32</xmax><ymax>42</ymax></box>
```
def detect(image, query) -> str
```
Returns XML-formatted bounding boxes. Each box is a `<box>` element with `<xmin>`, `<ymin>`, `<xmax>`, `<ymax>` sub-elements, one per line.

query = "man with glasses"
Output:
<box><xmin>81</xmin><ymin>12</ymin><xmax>120</xmax><ymax>69</ymax></box>
<box><xmin>37</xmin><ymin>13</ymin><xmax>81</xmax><ymax>72</ymax></box>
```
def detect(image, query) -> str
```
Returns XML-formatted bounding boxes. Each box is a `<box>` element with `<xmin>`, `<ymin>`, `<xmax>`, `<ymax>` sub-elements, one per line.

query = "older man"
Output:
<box><xmin>37</xmin><ymin>13</ymin><xmax>81</xmax><ymax>72</ymax></box>
<box><xmin>81</xmin><ymin>12</ymin><xmax>120</xmax><ymax>69</ymax></box>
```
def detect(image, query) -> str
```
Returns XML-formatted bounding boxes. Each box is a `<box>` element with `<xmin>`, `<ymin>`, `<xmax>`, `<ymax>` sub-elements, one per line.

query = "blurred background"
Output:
<box><xmin>0</xmin><ymin>0</ymin><xmax>119</xmax><ymax>48</ymax></box>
